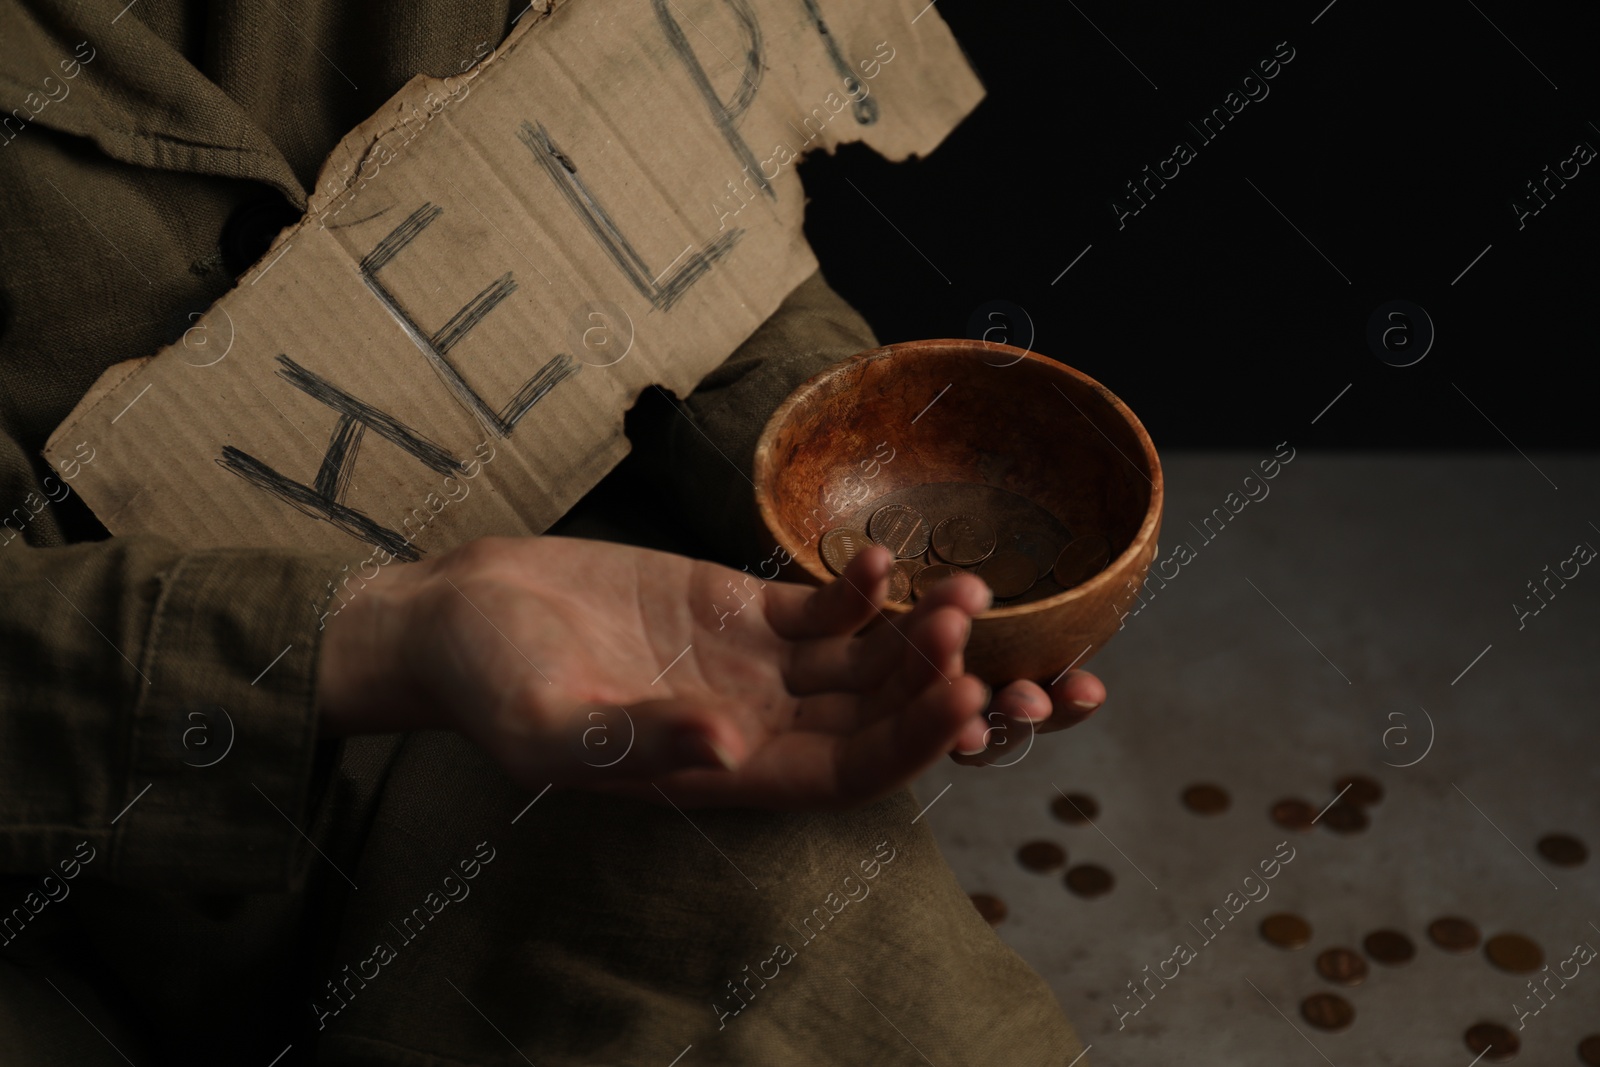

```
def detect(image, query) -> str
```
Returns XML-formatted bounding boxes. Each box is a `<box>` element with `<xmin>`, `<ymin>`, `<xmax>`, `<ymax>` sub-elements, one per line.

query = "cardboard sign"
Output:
<box><xmin>44</xmin><ymin>0</ymin><xmax>982</xmax><ymax>560</ymax></box>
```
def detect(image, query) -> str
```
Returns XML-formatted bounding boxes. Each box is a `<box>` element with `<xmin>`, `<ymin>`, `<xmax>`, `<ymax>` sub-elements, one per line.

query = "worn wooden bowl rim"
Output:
<box><xmin>752</xmin><ymin>338</ymin><xmax>1164</xmax><ymax>619</ymax></box>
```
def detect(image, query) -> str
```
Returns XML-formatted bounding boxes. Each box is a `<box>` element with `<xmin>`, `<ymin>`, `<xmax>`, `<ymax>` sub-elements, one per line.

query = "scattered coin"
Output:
<box><xmin>1051</xmin><ymin>792</ymin><xmax>1098</xmax><ymax>824</ymax></box>
<box><xmin>1319</xmin><ymin>802</ymin><xmax>1369</xmax><ymax>834</ymax></box>
<box><xmin>886</xmin><ymin>559</ymin><xmax>920</xmax><ymax>603</ymax></box>
<box><xmin>1052</xmin><ymin>533</ymin><xmax>1111</xmax><ymax>588</ymax></box>
<box><xmin>1464</xmin><ymin>1022</ymin><xmax>1520</xmax><ymax>1061</ymax></box>
<box><xmin>931</xmin><ymin>515</ymin><xmax>998</xmax><ymax>566</ymax></box>
<box><xmin>1537</xmin><ymin>832</ymin><xmax>1588</xmax><ymax>867</ymax></box>
<box><xmin>1334</xmin><ymin>773</ymin><xmax>1383</xmax><ymax>806</ymax></box>
<box><xmin>968</xmin><ymin>893</ymin><xmax>1007</xmax><ymax>926</ymax></box>
<box><xmin>1181</xmin><ymin>783</ymin><xmax>1230</xmax><ymax>815</ymax></box>
<box><xmin>976</xmin><ymin>549</ymin><xmax>1038</xmax><ymax>599</ymax></box>
<box><xmin>1427</xmin><ymin>916</ymin><xmax>1481</xmax><ymax>953</ymax></box>
<box><xmin>1270</xmin><ymin>798</ymin><xmax>1318</xmax><ymax>832</ymax></box>
<box><xmin>819</xmin><ymin>527</ymin><xmax>869</xmax><ymax>576</ymax></box>
<box><xmin>1064</xmin><ymin>864</ymin><xmax>1114</xmax><ymax>898</ymax></box>
<box><xmin>911</xmin><ymin>563</ymin><xmax>967</xmax><ymax>601</ymax></box>
<box><xmin>1300</xmin><ymin>992</ymin><xmax>1354</xmax><ymax>1031</ymax></box>
<box><xmin>1363</xmin><ymin>929</ymin><xmax>1416</xmax><ymax>965</ymax></box>
<box><xmin>1578</xmin><ymin>1034</ymin><xmax>1600</xmax><ymax>1066</ymax></box>
<box><xmin>868</xmin><ymin>504</ymin><xmax>932</xmax><ymax>558</ymax></box>
<box><xmin>1484</xmin><ymin>932</ymin><xmax>1543</xmax><ymax>974</ymax></box>
<box><xmin>1017</xmin><ymin>841</ymin><xmax>1067</xmax><ymax>873</ymax></box>
<box><xmin>1316</xmin><ymin>947</ymin><xmax>1369</xmax><ymax>986</ymax></box>
<box><xmin>1260</xmin><ymin>913</ymin><xmax>1313</xmax><ymax>949</ymax></box>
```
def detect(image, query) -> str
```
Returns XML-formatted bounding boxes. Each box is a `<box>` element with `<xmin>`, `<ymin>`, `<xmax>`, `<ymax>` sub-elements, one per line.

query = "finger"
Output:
<box><xmin>1038</xmin><ymin>669</ymin><xmax>1107</xmax><ymax>733</ymax></box>
<box><xmin>903</xmin><ymin>602</ymin><xmax>973</xmax><ymax>693</ymax></box>
<box><xmin>782</xmin><ymin>633</ymin><xmax>887</xmax><ymax>699</ymax></box>
<box><xmin>893</xmin><ymin>570</ymin><xmax>992</xmax><ymax>620</ymax></box>
<box><xmin>949</xmin><ymin>681</ymin><xmax>1049</xmax><ymax>762</ymax></box>
<box><xmin>947</xmin><ymin>723</ymin><xmax>1031</xmax><ymax>768</ymax></box>
<box><xmin>782</xmin><ymin>574</ymin><xmax>987</xmax><ymax>700</ymax></box>
<box><xmin>550</xmin><ymin>697</ymin><xmax>753</xmax><ymax>783</ymax></box>
<box><xmin>764</xmin><ymin>545</ymin><xmax>893</xmax><ymax>641</ymax></box>
<box><xmin>990</xmin><ymin>679</ymin><xmax>1053</xmax><ymax>724</ymax></box>
<box><xmin>647</xmin><ymin>674</ymin><xmax>989</xmax><ymax>809</ymax></box>
<box><xmin>819</xmin><ymin>603</ymin><xmax>977</xmax><ymax>754</ymax></box>
<box><xmin>784</xmin><ymin>602</ymin><xmax>978</xmax><ymax>736</ymax></box>
<box><xmin>952</xmin><ymin>714</ymin><xmax>990</xmax><ymax>757</ymax></box>
<box><xmin>834</xmin><ymin>673</ymin><xmax>989</xmax><ymax>804</ymax></box>
<box><xmin>876</xmin><ymin>571</ymin><xmax>988</xmax><ymax>690</ymax></box>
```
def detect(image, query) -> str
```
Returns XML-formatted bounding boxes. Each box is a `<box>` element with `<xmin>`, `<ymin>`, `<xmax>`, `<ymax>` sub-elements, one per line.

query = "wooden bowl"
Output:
<box><xmin>752</xmin><ymin>338</ymin><xmax>1163</xmax><ymax>685</ymax></box>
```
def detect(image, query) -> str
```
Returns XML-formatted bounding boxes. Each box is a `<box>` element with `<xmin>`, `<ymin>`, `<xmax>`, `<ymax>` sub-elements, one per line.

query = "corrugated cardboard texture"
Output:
<box><xmin>46</xmin><ymin>0</ymin><xmax>983</xmax><ymax>558</ymax></box>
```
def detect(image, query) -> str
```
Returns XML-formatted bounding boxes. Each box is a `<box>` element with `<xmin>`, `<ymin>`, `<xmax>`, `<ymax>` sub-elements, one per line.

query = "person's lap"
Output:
<box><xmin>314</xmin><ymin>727</ymin><xmax>1083</xmax><ymax>1067</ymax></box>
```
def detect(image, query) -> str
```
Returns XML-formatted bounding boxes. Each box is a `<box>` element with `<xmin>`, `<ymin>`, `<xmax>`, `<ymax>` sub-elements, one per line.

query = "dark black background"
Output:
<box><xmin>797</xmin><ymin>1</ymin><xmax>1599</xmax><ymax>448</ymax></box>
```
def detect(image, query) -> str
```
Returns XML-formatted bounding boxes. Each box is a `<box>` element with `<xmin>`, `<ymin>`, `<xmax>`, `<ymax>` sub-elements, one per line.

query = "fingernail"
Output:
<box><xmin>1070</xmin><ymin>699</ymin><xmax>1101</xmax><ymax>712</ymax></box>
<box><xmin>676</xmin><ymin>730</ymin><xmax>737</xmax><ymax>770</ymax></box>
<box><xmin>957</xmin><ymin>741</ymin><xmax>988</xmax><ymax>756</ymax></box>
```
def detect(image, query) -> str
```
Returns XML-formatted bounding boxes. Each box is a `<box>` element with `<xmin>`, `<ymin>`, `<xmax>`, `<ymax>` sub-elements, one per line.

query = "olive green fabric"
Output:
<box><xmin>311</xmin><ymin>732</ymin><xmax>1080</xmax><ymax>1067</ymax></box>
<box><xmin>0</xmin><ymin>1</ymin><xmax>1087</xmax><ymax>1063</ymax></box>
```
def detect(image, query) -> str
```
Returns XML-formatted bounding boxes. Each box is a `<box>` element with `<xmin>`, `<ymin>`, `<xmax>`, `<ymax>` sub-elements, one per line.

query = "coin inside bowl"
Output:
<box><xmin>752</xmin><ymin>338</ymin><xmax>1163</xmax><ymax>684</ymax></box>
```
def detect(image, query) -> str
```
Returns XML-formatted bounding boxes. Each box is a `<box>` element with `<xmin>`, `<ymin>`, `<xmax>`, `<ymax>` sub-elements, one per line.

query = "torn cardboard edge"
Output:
<box><xmin>304</xmin><ymin>0</ymin><xmax>565</xmax><ymax>234</ymax></box>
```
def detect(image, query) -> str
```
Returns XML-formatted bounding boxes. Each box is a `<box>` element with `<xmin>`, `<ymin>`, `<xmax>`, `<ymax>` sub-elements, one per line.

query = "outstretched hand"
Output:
<box><xmin>316</xmin><ymin>535</ymin><xmax>1105</xmax><ymax>808</ymax></box>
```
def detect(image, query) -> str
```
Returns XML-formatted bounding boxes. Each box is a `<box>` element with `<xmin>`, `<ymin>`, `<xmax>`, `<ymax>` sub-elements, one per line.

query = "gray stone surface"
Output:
<box><xmin>912</xmin><ymin>452</ymin><xmax>1600</xmax><ymax>1066</ymax></box>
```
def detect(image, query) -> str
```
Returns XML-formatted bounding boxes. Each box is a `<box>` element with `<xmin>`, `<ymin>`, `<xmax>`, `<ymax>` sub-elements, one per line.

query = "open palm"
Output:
<box><xmin>371</xmin><ymin>536</ymin><xmax>991</xmax><ymax>808</ymax></box>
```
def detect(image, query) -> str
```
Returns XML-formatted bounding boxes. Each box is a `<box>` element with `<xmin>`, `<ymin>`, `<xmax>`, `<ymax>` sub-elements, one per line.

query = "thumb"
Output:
<box><xmin>564</xmin><ymin>697</ymin><xmax>747</xmax><ymax>780</ymax></box>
